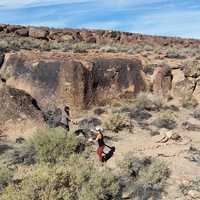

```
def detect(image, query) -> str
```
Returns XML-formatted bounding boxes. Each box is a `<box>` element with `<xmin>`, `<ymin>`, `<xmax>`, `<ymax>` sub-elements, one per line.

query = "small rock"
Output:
<box><xmin>192</xmin><ymin>110</ymin><xmax>200</xmax><ymax>120</ymax></box>
<box><xmin>94</xmin><ymin>107</ymin><xmax>106</xmax><ymax>115</ymax></box>
<box><xmin>78</xmin><ymin>117</ymin><xmax>102</xmax><ymax>130</ymax></box>
<box><xmin>188</xmin><ymin>190</ymin><xmax>200</xmax><ymax>199</ymax></box>
<box><xmin>43</xmin><ymin>106</ymin><xmax>62</xmax><ymax>128</ymax></box>
<box><xmin>16</xmin><ymin>137</ymin><xmax>25</xmax><ymax>144</ymax></box>
<box><xmin>129</xmin><ymin>108</ymin><xmax>152</xmax><ymax>121</ymax></box>
<box><xmin>122</xmin><ymin>191</ymin><xmax>132</xmax><ymax>199</ymax></box>
<box><xmin>182</xmin><ymin>121</ymin><xmax>200</xmax><ymax>131</ymax></box>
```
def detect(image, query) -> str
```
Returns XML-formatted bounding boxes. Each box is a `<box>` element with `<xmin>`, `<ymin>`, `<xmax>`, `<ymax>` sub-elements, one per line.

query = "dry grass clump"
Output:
<box><xmin>181</xmin><ymin>95</ymin><xmax>198</xmax><ymax>109</ymax></box>
<box><xmin>179</xmin><ymin>177</ymin><xmax>200</xmax><ymax>197</ymax></box>
<box><xmin>152</xmin><ymin>111</ymin><xmax>177</xmax><ymax>130</ymax></box>
<box><xmin>135</xmin><ymin>92</ymin><xmax>167</xmax><ymax>111</ymax></box>
<box><xmin>119</xmin><ymin>153</ymin><xmax>169</xmax><ymax>200</ymax></box>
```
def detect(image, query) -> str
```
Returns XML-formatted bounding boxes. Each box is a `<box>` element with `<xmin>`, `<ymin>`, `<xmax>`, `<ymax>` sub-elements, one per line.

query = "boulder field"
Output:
<box><xmin>0</xmin><ymin>24</ymin><xmax>200</xmax><ymax>47</ymax></box>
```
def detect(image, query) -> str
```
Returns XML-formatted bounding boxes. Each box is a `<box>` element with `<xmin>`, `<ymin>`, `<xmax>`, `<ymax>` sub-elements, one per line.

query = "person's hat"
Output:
<box><xmin>95</xmin><ymin>126</ymin><xmax>103</xmax><ymax>132</ymax></box>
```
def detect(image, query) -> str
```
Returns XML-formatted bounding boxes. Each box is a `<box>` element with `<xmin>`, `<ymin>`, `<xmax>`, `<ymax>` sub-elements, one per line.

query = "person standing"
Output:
<box><xmin>60</xmin><ymin>106</ymin><xmax>76</xmax><ymax>131</ymax></box>
<box><xmin>95</xmin><ymin>127</ymin><xmax>105</xmax><ymax>162</ymax></box>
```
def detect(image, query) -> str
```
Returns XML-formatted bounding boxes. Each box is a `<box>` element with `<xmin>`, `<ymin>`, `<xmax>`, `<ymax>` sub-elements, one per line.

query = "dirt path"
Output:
<box><xmin>104</xmin><ymin>129</ymin><xmax>200</xmax><ymax>199</ymax></box>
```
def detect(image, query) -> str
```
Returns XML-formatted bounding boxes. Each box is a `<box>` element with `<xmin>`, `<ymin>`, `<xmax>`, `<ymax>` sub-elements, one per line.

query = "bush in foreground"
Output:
<box><xmin>120</xmin><ymin>153</ymin><xmax>169</xmax><ymax>200</ymax></box>
<box><xmin>24</xmin><ymin>127</ymin><xmax>83</xmax><ymax>164</ymax></box>
<box><xmin>1</xmin><ymin>155</ymin><xmax>121</xmax><ymax>200</ymax></box>
<box><xmin>0</xmin><ymin>166</ymin><xmax>13</xmax><ymax>191</ymax></box>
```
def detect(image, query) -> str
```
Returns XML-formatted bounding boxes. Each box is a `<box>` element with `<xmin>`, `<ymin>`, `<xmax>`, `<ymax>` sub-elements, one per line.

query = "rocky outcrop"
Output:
<box><xmin>174</xmin><ymin>78</ymin><xmax>196</xmax><ymax>97</ymax></box>
<box><xmin>184</xmin><ymin>61</ymin><xmax>200</xmax><ymax>78</ymax></box>
<box><xmin>0</xmin><ymin>24</ymin><xmax>200</xmax><ymax>47</ymax></box>
<box><xmin>0</xmin><ymin>82</ymin><xmax>43</xmax><ymax>128</ymax></box>
<box><xmin>152</xmin><ymin>65</ymin><xmax>173</xmax><ymax>96</ymax></box>
<box><xmin>0</xmin><ymin>53</ymin><xmax>86</xmax><ymax>109</ymax></box>
<box><xmin>84</xmin><ymin>58</ymin><xmax>146</xmax><ymax>107</ymax></box>
<box><xmin>15</xmin><ymin>28</ymin><xmax>29</xmax><ymax>37</ymax></box>
<box><xmin>29</xmin><ymin>27</ymin><xmax>49</xmax><ymax>40</ymax></box>
<box><xmin>0</xmin><ymin>52</ymin><xmax>4</xmax><ymax>67</ymax></box>
<box><xmin>0</xmin><ymin>52</ymin><xmax>146</xmax><ymax>109</ymax></box>
<box><xmin>173</xmin><ymin>61</ymin><xmax>200</xmax><ymax>101</ymax></box>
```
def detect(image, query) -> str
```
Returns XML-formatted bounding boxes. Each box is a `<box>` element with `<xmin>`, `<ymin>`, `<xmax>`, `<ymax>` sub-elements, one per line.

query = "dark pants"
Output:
<box><xmin>97</xmin><ymin>146</ymin><xmax>105</xmax><ymax>162</ymax></box>
<box><xmin>58</xmin><ymin>122</ymin><xmax>69</xmax><ymax>131</ymax></box>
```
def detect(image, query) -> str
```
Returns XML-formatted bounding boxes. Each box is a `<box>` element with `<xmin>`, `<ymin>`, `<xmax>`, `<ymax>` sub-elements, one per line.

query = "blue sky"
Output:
<box><xmin>0</xmin><ymin>0</ymin><xmax>200</xmax><ymax>38</ymax></box>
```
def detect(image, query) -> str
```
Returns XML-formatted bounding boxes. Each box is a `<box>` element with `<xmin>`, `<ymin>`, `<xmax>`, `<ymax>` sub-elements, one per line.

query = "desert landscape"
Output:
<box><xmin>0</xmin><ymin>24</ymin><xmax>200</xmax><ymax>200</ymax></box>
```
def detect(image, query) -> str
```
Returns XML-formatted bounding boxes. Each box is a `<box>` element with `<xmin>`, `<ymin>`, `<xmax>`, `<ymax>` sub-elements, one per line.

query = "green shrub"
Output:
<box><xmin>99</xmin><ymin>44</ymin><xmax>130</xmax><ymax>53</ymax></box>
<box><xmin>143</xmin><ymin>45</ymin><xmax>153</xmax><ymax>52</ymax></box>
<box><xmin>0</xmin><ymin>166</ymin><xmax>13</xmax><ymax>191</ymax></box>
<box><xmin>119</xmin><ymin>153</ymin><xmax>152</xmax><ymax>178</ymax></box>
<box><xmin>1</xmin><ymin>155</ymin><xmax>121</xmax><ymax>200</ymax></box>
<box><xmin>119</xmin><ymin>153</ymin><xmax>169</xmax><ymax>200</ymax></box>
<box><xmin>152</xmin><ymin>111</ymin><xmax>177</xmax><ymax>130</ymax></box>
<box><xmin>182</xmin><ymin>96</ymin><xmax>198</xmax><ymax>109</ymax></box>
<box><xmin>166</xmin><ymin>48</ymin><xmax>185</xmax><ymax>59</ymax></box>
<box><xmin>71</xmin><ymin>42</ymin><xmax>99</xmax><ymax>53</ymax></box>
<box><xmin>134</xmin><ymin>160</ymin><xmax>169</xmax><ymax>199</ymax></box>
<box><xmin>135</xmin><ymin>92</ymin><xmax>168</xmax><ymax>111</ymax></box>
<box><xmin>105</xmin><ymin>113</ymin><xmax>126</xmax><ymax>133</ymax></box>
<box><xmin>135</xmin><ymin>92</ymin><xmax>152</xmax><ymax>110</ymax></box>
<box><xmin>25</xmin><ymin>128</ymin><xmax>83</xmax><ymax>164</ymax></box>
<box><xmin>183</xmin><ymin>60</ymin><xmax>200</xmax><ymax>78</ymax></box>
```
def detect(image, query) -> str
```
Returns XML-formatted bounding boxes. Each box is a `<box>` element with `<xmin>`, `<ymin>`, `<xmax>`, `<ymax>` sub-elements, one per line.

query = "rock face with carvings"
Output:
<box><xmin>0</xmin><ymin>52</ymin><xmax>146</xmax><ymax>109</ymax></box>
<box><xmin>152</xmin><ymin>65</ymin><xmax>173</xmax><ymax>96</ymax></box>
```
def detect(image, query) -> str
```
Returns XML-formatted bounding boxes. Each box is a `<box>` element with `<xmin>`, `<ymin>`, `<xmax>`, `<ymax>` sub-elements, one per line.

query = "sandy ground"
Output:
<box><xmin>101</xmin><ymin>106</ymin><xmax>200</xmax><ymax>199</ymax></box>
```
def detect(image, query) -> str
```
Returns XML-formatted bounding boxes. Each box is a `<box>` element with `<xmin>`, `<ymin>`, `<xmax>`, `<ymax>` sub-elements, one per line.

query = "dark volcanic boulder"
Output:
<box><xmin>0</xmin><ymin>53</ymin><xmax>4</xmax><ymax>67</ymax></box>
<box><xmin>15</xmin><ymin>28</ymin><xmax>29</xmax><ymax>37</ymax></box>
<box><xmin>0</xmin><ymin>83</ymin><xmax>43</xmax><ymax>127</ymax></box>
<box><xmin>43</xmin><ymin>106</ymin><xmax>62</xmax><ymax>128</ymax></box>
<box><xmin>0</xmin><ymin>52</ymin><xmax>146</xmax><ymax>110</ymax></box>
<box><xmin>94</xmin><ymin>107</ymin><xmax>106</xmax><ymax>115</ymax></box>
<box><xmin>0</xmin><ymin>53</ymin><xmax>87</xmax><ymax>109</ymax></box>
<box><xmin>6</xmin><ymin>25</ymin><xmax>22</xmax><ymax>33</ymax></box>
<box><xmin>129</xmin><ymin>108</ymin><xmax>152</xmax><ymax>121</ymax></box>
<box><xmin>84</xmin><ymin>58</ymin><xmax>146</xmax><ymax>106</ymax></box>
<box><xmin>152</xmin><ymin>65</ymin><xmax>173</xmax><ymax>96</ymax></box>
<box><xmin>29</xmin><ymin>27</ymin><xmax>49</xmax><ymax>39</ymax></box>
